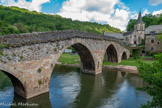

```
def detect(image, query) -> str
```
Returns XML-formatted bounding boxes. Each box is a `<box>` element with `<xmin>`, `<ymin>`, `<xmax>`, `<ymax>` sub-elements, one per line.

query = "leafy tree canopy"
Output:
<box><xmin>138</xmin><ymin>53</ymin><xmax>162</xmax><ymax>108</ymax></box>
<box><xmin>0</xmin><ymin>5</ymin><xmax>121</xmax><ymax>36</ymax></box>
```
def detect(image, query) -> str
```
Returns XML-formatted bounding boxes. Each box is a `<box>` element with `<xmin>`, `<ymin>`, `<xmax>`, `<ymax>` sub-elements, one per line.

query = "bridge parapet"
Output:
<box><xmin>0</xmin><ymin>30</ymin><xmax>128</xmax><ymax>49</ymax></box>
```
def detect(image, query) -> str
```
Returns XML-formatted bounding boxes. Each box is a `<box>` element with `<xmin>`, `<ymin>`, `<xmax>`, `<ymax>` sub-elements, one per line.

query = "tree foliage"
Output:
<box><xmin>0</xmin><ymin>5</ymin><xmax>121</xmax><ymax>36</ymax></box>
<box><xmin>127</xmin><ymin>14</ymin><xmax>162</xmax><ymax>31</ymax></box>
<box><xmin>138</xmin><ymin>53</ymin><xmax>162</xmax><ymax>108</ymax></box>
<box><xmin>126</xmin><ymin>19</ymin><xmax>137</xmax><ymax>31</ymax></box>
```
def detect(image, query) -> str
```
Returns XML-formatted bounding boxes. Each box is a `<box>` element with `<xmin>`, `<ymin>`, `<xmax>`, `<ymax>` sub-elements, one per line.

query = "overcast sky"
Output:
<box><xmin>0</xmin><ymin>0</ymin><xmax>162</xmax><ymax>31</ymax></box>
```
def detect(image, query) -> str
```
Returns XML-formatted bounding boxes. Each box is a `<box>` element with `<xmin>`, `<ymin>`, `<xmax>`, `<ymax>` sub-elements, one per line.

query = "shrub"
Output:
<box><xmin>37</xmin><ymin>68</ymin><xmax>42</xmax><ymax>73</ymax></box>
<box><xmin>138</xmin><ymin>53</ymin><xmax>162</xmax><ymax>108</ymax></box>
<box><xmin>38</xmin><ymin>80</ymin><xmax>42</xmax><ymax>85</ymax></box>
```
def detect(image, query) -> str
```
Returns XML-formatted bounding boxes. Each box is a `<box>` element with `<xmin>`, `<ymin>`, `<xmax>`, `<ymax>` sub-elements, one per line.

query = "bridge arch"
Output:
<box><xmin>0</xmin><ymin>70</ymin><xmax>26</xmax><ymax>98</ymax></box>
<box><xmin>121</xmin><ymin>51</ymin><xmax>128</xmax><ymax>60</ymax></box>
<box><xmin>104</xmin><ymin>43</ymin><xmax>119</xmax><ymax>63</ymax></box>
<box><xmin>55</xmin><ymin>42</ymin><xmax>96</xmax><ymax>74</ymax></box>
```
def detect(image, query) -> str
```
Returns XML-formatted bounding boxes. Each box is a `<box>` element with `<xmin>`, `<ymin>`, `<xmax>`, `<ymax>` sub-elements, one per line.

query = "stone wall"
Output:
<box><xmin>125</xmin><ymin>31</ymin><xmax>142</xmax><ymax>46</ymax></box>
<box><xmin>0</xmin><ymin>30</ymin><xmax>128</xmax><ymax>49</ymax></box>
<box><xmin>145</xmin><ymin>34</ymin><xmax>162</xmax><ymax>53</ymax></box>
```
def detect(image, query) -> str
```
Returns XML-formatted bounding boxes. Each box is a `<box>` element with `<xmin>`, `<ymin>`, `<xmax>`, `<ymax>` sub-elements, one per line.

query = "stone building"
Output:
<box><xmin>104</xmin><ymin>10</ymin><xmax>162</xmax><ymax>55</ymax></box>
<box><xmin>124</xmin><ymin>10</ymin><xmax>145</xmax><ymax>46</ymax></box>
<box><xmin>145</xmin><ymin>25</ymin><xmax>162</xmax><ymax>53</ymax></box>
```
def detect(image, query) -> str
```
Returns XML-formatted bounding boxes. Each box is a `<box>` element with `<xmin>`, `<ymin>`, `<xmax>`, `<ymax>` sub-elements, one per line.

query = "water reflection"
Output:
<box><xmin>50</xmin><ymin>65</ymin><xmax>81</xmax><ymax>108</ymax></box>
<box><xmin>12</xmin><ymin>93</ymin><xmax>52</xmax><ymax>108</ymax></box>
<box><xmin>0</xmin><ymin>65</ymin><xmax>151</xmax><ymax>108</ymax></box>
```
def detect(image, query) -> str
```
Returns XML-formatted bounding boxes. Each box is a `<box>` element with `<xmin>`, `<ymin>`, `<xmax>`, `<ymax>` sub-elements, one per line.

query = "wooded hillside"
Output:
<box><xmin>0</xmin><ymin>5</ymin><xmax>121</xmax><ymax>36</ymax></box>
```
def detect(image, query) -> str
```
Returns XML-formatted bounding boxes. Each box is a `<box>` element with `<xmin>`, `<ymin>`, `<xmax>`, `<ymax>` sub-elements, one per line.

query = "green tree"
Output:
<box><xmin>13</xmin><ymin>23</ymin><xmax>28</xmax><ymax>33</ymax></box>
<box><xmin>138</xmin><ymin>53</ymin><xmax>162</xmax><ymax>108</ymax></box>
<box><xmin>126</xmin><ymin>19</ymin><xmax>136</xmax><ymax>31</ymax></box>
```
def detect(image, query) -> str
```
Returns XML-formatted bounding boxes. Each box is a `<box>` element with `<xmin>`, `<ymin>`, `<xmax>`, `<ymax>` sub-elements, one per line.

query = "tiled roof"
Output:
<box><xmin>145</xmin><ymin>25</ymin><xmax>162</xmax><ymax>34</ymax></box>
<box><xmin>104</xmin><ymin>32</ymin><xmax>125</xmax><ymax>39</ymax></box>
<box><xmin>123</xmin><ymin>30</ymin><xmax>134</xmax><ymax>36</ymax></box>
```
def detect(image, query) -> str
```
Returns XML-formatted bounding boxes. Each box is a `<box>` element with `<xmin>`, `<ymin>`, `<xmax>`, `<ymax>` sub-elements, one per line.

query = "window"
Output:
<box><xmin>126</xmin><ymin>37</ymin><xmax>129</xmax><ymax>41</ymax></box>
<box><xmin>150</xmin><ymin>31</ymin><xmax>155</xmax><ymax>36</ymax></box>
<box><xmin>157</xmin><ymin>42</ymin><xmax>160</xmax><ymax>45</ymax></box>
<box><xmin>134</xmin><ymin>41</ymin><xmax>137</xmax><ymax>45</ymax></box>
<box><xmin>134</xmin><ymin>35</ymin><xmax>136</xmax><ymax>38</ymax></box>
<box><xmin>151</xmin><ymin>47</ymin><xmax>154</xmax><ymax>51</ymax></box>
<box><xmin>142</xmin><ymin>50</ymin><xmax>145</xmax><ymax>54</ymax></box>
<box><xmin>151</xmin><ymin>39</ymin><xmax>154</xmax><ymax>44</ymax></box>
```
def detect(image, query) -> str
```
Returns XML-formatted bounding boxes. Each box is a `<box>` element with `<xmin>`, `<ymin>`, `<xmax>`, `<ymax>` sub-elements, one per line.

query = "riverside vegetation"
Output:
<box><xmin>138</xmin><ymin>53</ymin><xmax>162</xmax><ymax>108</ymax></box>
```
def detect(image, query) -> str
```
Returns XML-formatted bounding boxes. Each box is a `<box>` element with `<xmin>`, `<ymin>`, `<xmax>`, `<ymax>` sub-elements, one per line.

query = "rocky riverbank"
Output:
<box><xmin>102</xmin><ymin>65</ymin><xmax>139</xmax><ymax>74</ymax></box>
<box><xmin>56</xmin><ymin>63</ymin><xmax>139</xmax><ymax>74</ymax></box>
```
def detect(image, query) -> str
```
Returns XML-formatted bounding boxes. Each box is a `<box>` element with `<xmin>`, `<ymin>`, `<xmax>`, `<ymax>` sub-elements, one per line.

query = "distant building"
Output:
<box><xmin>64</xmin><ymin>49</ymin><xmax>72</xmax><ymax>53</ymax></box>
<box><xmin>104</xmin><ymin>10</ymin><xmax>145</xmax><ymax>47</ymax></box>
<box><xmin>123</xmin><ymin>10</ymin><xmax>145</xmax><ymax>47</ymax></box>
<box><xmin>104</xmin><ymin>10</ymin><xmax>162</xmax><ymax>54</ymax></box>
<box><xmin>145</xmin><ymin>25</ymin><xmax>162</xmax><ymax>53</ymax></box>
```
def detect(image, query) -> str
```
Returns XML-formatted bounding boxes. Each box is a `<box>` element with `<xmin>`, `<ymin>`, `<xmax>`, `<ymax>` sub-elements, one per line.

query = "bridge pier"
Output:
<box><xmin>80</xmin><ymin>68</ymin><xmax>102</xmax><ymax>75</ymax></box>
<box><xmin>80</xmin><ymin>60</ymin><xmax>102</xmax><ymax>75</ymax></box>
<box><xmin>0</xmin><ymin>58</ymin><xmax>53</xmax><ymax>99</ymax></box>
<box><xmin>21</xmin><ymin>59</ymin><xmax>53</xmax><ymax>99</ymax></box>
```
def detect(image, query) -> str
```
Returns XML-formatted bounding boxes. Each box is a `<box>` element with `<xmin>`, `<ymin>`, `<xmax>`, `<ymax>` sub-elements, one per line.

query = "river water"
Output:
<box><xmin>0</xmin><ymin>65</ymin><xmax>151</xmax><ymax>108</ymax></box>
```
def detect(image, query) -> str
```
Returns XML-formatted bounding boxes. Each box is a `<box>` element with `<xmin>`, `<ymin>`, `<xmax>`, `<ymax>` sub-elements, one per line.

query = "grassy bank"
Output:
<box><xmin>103</xmin><ymin>58</ymin><xmax>154</xmax><ymax>66</ymax></box>
<box><xmin>58</xmin><ymin>53</ymin><xmax>155</xmax><ymax>67</ymax></box>
<box><xmin>58</xmin><ymin>53</ymin><xmax>80</xmax><ymax>64</ymax></box>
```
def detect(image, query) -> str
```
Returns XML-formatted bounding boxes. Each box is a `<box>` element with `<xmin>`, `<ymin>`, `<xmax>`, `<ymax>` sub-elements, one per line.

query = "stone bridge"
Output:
<box><xmin>0</xmin><ymin>30</ymin><xmax>130</xmax><ymax>99</ymax></box>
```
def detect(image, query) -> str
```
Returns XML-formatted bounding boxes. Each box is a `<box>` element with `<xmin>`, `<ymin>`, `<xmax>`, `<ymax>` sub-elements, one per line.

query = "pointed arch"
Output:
<box><xmin>56</xmin><ymin>42</ymin><xmax>96</xmax><ymax>74</ymax></box>
<box><xmin>122</xmin><ymin>51</ymin><xmax>127</xmax><ymax>60</ymax></box>
<box><xmin>71</xmin><ymin>43</ymin><xmax>95</xmax><ymax>72</ymax></box>
<box><xmin>105</xmin><ymin>44</ymin><xmax>118</xmax><ymax>63</ymax></box>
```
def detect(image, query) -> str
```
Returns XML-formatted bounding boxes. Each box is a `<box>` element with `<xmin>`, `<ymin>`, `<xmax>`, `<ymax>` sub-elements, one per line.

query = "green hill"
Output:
<box><xmin>0</xmin><ymin>5</ymin><xmax>121</xmax><ymax>36</ymax></box>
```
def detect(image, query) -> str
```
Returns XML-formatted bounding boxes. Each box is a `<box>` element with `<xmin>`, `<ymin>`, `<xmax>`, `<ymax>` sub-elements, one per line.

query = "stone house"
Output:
<box><xmin>145</xmin><ymin>25</ymin><xmax>162</xmax><ymax>53</ymax></box>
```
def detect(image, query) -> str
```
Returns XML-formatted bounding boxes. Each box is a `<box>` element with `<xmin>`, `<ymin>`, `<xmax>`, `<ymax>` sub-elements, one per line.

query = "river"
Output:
<box><xmin>0</xmin><ymin>65</ymin><xmax>152</xmax><ymax>108</ymax></box>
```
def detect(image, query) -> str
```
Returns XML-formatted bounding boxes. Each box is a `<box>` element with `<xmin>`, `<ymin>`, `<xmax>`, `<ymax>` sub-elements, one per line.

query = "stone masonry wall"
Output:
<box><xmin>145</xmin><ymin>35</ymin><xmax>162</xmax><ymax>53</ymax></box>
